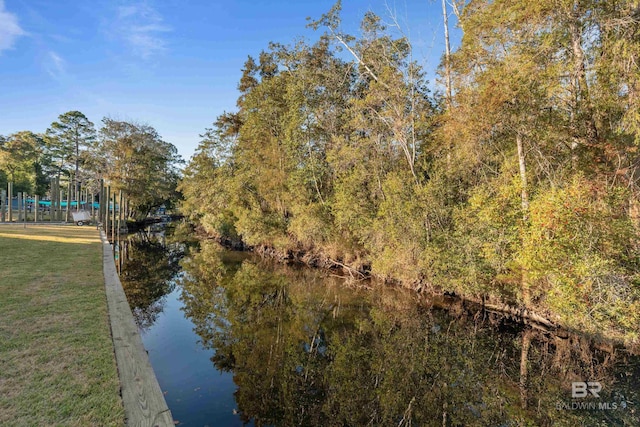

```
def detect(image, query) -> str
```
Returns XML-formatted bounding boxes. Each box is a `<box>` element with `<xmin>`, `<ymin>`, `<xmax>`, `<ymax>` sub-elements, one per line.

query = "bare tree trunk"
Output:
<box><xmin>517</xmin><ymin>132</ymin><xmax>531</xmax><ymax>305</ymax></box>
<box><xmin>517</xmin><ymin>132</ymin><xmax>529</xmax><ymax>220</ymax></box>
<box><xmin>331</xmin><ymin>32</ymin><xmax>385</xmax><ymax>87</ymax></box>
<box><xmin>568</xmin><ymin>2</ymin><xmax>597</xmax><ymax>169</ymax></box>
<box><xmin>519</xmin><ymin>329</ymin><xmax>532</xmax><ymax>409</ymax></box>
<box><xmin>442</xmin><ymin>0</ymin><xmax>453</xmax><ymax>109</ymax></box>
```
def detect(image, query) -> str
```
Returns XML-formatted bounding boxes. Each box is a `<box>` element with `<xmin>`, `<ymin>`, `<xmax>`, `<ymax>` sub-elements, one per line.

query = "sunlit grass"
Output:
<box><xmin>0</xmin><ymin>225</ymin><xmax>124</xmax><ymax>426</ymax></box>
<box><xmin>0</xmin><ymin>231</ymin><xmax>98</xmax><ymax>244</ymax></box>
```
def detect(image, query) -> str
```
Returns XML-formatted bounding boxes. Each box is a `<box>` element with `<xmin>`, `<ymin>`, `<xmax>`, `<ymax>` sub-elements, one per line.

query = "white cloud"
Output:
<box><xmin>45</xmin><ymin>50</ymin><xmax>65</xmax><ymax>78</ymax></box>
<box><xmin>0</xmin><ymin>0</ymin><xmax>26</xmax><ymax>53</ymax></box>
<box><xmin>114</xmin><ymin>3</ymin><xmax>170</xmax><ymax>59</ymax></box>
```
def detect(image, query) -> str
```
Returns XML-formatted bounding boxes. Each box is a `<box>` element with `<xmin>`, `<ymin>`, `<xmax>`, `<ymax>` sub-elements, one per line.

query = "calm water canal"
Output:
<box><xmin>116</xmin><ymin>228</ymin><xmax>640</xmax><ymax>426</ymax></box>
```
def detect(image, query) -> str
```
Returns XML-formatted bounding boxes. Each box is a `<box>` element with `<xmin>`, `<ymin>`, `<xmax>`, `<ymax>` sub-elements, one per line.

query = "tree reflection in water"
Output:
<box><xmin>178</xmin><ymin>241</ymin><xmax>640</xmax><ymax>427</ymax></box>
<box><xmin>117</xmin><ymin>227</ymin><xmax>184</xmax><ymax>331</ymax></box>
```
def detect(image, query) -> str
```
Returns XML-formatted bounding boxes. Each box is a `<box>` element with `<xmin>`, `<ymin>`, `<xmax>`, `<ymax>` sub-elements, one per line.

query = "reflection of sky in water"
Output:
<box><xmin>141</xmin><ymin>287</ymin><xmax>252</xmax><ymax>427</ymax></box>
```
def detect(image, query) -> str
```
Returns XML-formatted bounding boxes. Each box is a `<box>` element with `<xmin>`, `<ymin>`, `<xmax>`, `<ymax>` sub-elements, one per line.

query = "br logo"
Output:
<box><xmin>572</xmin><ymin>381</ymin><xmax>602</xmax><ymax>398</ymax></box>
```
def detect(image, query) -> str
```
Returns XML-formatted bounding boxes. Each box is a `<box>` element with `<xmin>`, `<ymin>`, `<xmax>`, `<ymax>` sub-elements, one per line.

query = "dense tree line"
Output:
<box><xmin>180</xmin><ymin>1</ymin><xmax>640</xmax><ymax>341</ymax></box>
<box><xmin>0</xmin><ymin>112</ymin><xmax>182</xmax><ymax>219</ymax></box>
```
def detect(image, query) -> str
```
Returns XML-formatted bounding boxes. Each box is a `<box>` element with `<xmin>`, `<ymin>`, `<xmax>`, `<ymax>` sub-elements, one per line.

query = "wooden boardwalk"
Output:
<box><xmin>101</xmin><ymin>231</ymin><xmax>174</xmax><ymax>427</ymax></box>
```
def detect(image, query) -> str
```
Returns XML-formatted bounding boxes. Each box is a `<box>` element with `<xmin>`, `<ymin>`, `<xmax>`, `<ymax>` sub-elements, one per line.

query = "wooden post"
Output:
<box><xmin>50</xmin><ymin>179</ymin><xmax>55</xmax><ymax>222</ymax></box>
<box><xmin>0</xmin><ymin>189</ymin><xmax>5</xmax><ymax>222</ymax></box>
<box><xmin>57</xmin><ymin>182</ymin><xmax>61</xmax><ymax>221</ymax></box>
<box><xmin>117</xmin><ymin>190</ymin><xmax>121</xmax><ymax>239</ymax></box>
<box><xmin>66</xmin><ymin>181</ymin><xmax>72</xmax><ymax>223</ymax></box>
<box><xmin>98</xmin><ymin>182</ymin><xmax>103</xmax><ymax>224</ymax></box>
<box><xmin>17</xmin><ymin>192</ymin><xmax>20</xmax><ymax>223</ymax></box>
<box><xmin>105</xmin><ymin>185</ymin><xmax>111</xmax><ymax>238</ymax></box>
<box><xmin>101</xmin><ymin>183</ymin><xmax>106</xmax><ymax>225</ymax></box>
<box><xmin>112</xmin><ymin>190</ymin><xmax>117</xmax><ymax>243</ymax></box>
<box><xmin>59</xmin><ymin>189</ymin><xmax>64</xmax><ymax>222</ymax></box>
<box><xmin>119</xmin><ymin>239</ymin><xmax>124</xmax><ymax>273</ymax></box>
<box><xmin>8</xmin><ymin>182</ymin><xmax>13</xmax><ymax>222</ymax></box>
<box><xmin>34</xmin><ymin>195</ymin><xmax>39</xmax><ymax>222</ymax></box>
<box><xmin>57</xmin><ymin>178</ymin><xmax>62</xmax><ymax>221</ymax></box>
<box><xmin>54</xmin><ymin>178</ymin><xmax>59</xmax><ymax>222</ymax></box>
<box><xmin>24</xmin><ymin>193</ymin><xmax>28</xmax><ymax>223</ymax></box>
<box><xmin>103</xmin><ymin>184</ymin><xmax>107</xmax><ymax>226</ymax></box>
<box><xmin>59</xmin><ymin>179</ymin><xmax>63</xmax><ymax>221</ymax></box>
<box><xmin>23</xmin><ymin>193</ymin><xmax>27</xmax><ymax>228</ymax></box>
<box><xmin>17</xmin><ymin>192</ymin><xmax>22</xmax><ymax>222</ymax></box>
<box><xmin>21</xmin><ymin>193</ymin><xmax>25</xmax><ymax>225</ymax></box>
<box><xmin>51</xmin><ymin>178</ymin><xmax>56</xmax><ymax>221</ymax></box>
<box><xmin>91</xmin><ymin>189</ymin><xmax>95</xmax><ymax>222</ymax></box>
<box><xmin>102</xmin><ymin>186</ymin><xmax>106</xmax><ymax>225</ymax></box>
<box><xmin>54</xmin><ymin>177</ymin><xmax>60</xmax><ymax>221</ymax></box>
<box><xmin>51</xmin><ymin>180</ymin><xmax>55</xmax><ymax>221</ymax></box>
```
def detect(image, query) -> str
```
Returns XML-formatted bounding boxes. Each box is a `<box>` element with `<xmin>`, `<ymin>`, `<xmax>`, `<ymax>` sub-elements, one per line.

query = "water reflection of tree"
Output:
<box><xmin>119</xmin><ymin>230</ymin><xmax>183</xmax><ymax>330</ymax></box>
<box><xmin>180</xmin><ymin>241</ymin><xmax>640</xmax><ymax>426</ymax></box>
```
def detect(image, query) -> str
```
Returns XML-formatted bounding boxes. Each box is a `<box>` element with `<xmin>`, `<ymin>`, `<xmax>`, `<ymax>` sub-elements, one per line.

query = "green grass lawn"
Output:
<box><xmin>0</xmin><ymin>225</ymin><xmax>124</xmax><ymax>426</ymax></box>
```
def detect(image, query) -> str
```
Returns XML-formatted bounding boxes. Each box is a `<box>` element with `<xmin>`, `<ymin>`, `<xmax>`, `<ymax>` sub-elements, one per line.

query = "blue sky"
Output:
<box><xmin>0</xmin><ymin>0</ymin><xmax>458</xmax><ymax>161</ymax></box>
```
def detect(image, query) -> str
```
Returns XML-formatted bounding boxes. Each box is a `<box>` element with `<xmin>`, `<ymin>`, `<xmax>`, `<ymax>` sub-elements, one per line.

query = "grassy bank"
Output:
<box><xmin>0</xmin><ymin>225</ymin><xmax>124</xmax><ymax>426</ymax></box>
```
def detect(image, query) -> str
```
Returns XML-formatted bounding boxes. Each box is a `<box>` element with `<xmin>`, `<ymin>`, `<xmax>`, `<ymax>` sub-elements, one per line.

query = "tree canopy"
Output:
<box><xmin>180</xmin><ymin>1</ymin><xmax>640</xmax><ymax>343</ymax></box>
<box><xmin>0</xmin><ymin>112</ymin><xmax>182</xmax><ymax>219</ymax></box>
<box><xmin>46</xmin><ymin>111</ymin><xmax>96</xmax><ymax>187</ymax></box>
<box><xmin>94</xmin><ymin>118</ymin><xmax>183</xmax><ymax>218</ymax></box>
<box><xmin>0</xmin><ymin>131</ymin><xmax>47</xmax><ymax>195</ymax></box>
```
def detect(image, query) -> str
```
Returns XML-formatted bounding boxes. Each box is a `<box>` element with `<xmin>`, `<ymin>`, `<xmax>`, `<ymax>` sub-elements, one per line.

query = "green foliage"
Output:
<box><xmin>180</xmin><ymin>2</ymin><xmax>640</xmax><ymax>342</ymax></box>
<box><xmin>0</xmin><ymin>131</ymin><xmax>47</xmax><ymax>194</ymax></box>
<box><xmin>46</xmin><ymin>111</ymin><xmax>96</xmax><ymax>183</ymax></box>
<box><xmin>1</xmin><ymin>112</ymin><xmax>181</xmax><ymax>213</ymax></box>
<box><xmin>94</xmin><ymin>118</ymin><xmax>182</xmax><ymax>218</ymax></box>
<box><xmin>436</xmin><ymin>0</ymin><xmax>640</xmax><ymax>339</ymax></box>
<box><xmin>445</xmin><ymin>176</ymin><xmax>524</xmax><ymax>299</ymax></box>
<box><xmin>369</xmin><ymin>172</ymin><xmax>428</xmax><ymax>283</ymax></box>
<box><xmin>520</xmin><ymin>176</ymin><xmax>640</xmax><ymax>335</ymax></box>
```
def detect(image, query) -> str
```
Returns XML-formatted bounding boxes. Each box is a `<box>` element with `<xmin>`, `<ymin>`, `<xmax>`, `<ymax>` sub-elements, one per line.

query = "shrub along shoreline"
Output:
<box><xmin>193</xmin><ymin>222</ymin><xmax>639</xmax><ymax>350</ymax></box>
